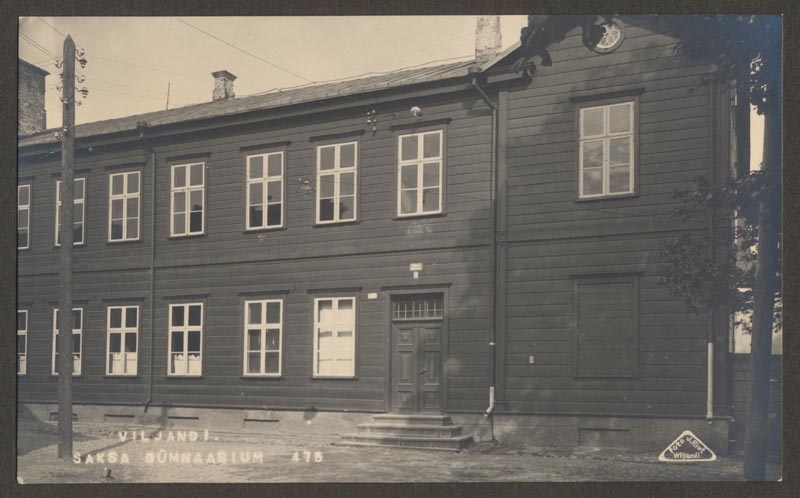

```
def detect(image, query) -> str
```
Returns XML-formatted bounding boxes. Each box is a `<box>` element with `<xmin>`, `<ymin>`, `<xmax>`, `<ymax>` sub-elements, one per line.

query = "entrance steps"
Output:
<box><xmin>335</xmin><ymin>414</ymin><xmax>473</xmax><ymax>452</ymax></box>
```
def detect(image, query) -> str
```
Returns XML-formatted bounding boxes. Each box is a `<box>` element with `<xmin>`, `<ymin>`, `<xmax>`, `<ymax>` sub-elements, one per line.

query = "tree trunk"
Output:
<box><xmin>742</xmin><ymin>95</ymin><xmax>781</xmax><ymax>480</ymax></box>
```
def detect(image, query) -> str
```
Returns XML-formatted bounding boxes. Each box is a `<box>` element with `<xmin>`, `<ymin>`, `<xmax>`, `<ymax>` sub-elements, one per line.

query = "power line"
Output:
<box><xmin>20</xmin><ymin>33</ymin><xmax>57</xmax><ymax>59</ymax></box>
<box><xmin>36</xmin><ymin>17</ymin><xmax>66</xmax><ymax>38</ymax></box>
<box><xmin>173</xmin><ymin>17</ymin><xmax>313</xmax><ymax>84</ymax></box>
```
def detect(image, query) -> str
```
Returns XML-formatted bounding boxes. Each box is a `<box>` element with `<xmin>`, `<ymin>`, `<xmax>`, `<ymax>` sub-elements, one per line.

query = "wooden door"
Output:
<box><xmin>392</xmin><ymin>322</ymin><xmax>442</xmax><ymax>413</ymax></box>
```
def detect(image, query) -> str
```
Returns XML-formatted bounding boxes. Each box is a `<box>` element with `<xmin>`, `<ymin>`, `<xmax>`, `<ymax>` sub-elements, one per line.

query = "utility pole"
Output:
<box><xmin>57</xmin><ymin>34</ymin><xmax>76</xmax><ymax>460</ymax></box>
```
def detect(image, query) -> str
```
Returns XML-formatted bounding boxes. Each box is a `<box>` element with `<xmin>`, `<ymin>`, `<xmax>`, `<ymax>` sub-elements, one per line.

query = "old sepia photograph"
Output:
<box><xmin>15</xmin><ymin>14</ymin><xmax>782</xmax><ymax>484</ymax></box>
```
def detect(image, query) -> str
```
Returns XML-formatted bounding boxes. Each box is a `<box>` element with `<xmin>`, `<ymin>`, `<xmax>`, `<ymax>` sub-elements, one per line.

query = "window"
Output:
<box><xmin>313</xmin><ymin>297</ymin><xmax>356</xmax><ymax>377</ymax></box>
<box><xmin>246</xmin><ymin>152</ymin><xmax>284</xmax><ymax>229</ymax></box>
<box><xmin>109</xmin><ymin>171</ymin><xmax>141</xmax><ymax>241</ymax></box>
<box><xmin>397</xmin><ymin>130</ymin><xmax>444</xmax><ymax>216</ymax></box>
<box><xmin>170</xmin><ymin>163</ymin><xmax>204</xmax><ymax>236</ymax></box>
<box><xmin>168</xmin><ymin>303</ymin><xmax>203</xmax><ymax>376</ymax></box>
<box><xmin>18</xmin><ymin>185</ymin><xmax>31</xmax><ymax>249</ymax></box>
<box><xmin>55</xmin><ymin>178</ymin><xmax>86</xmax><ymax>246</ymax></box>
<box><xmin>52</xmin><ymin>308</ymin><xmax>83</xmax><ymax>375</ymax></box>
<box><xmin>106</xmin><ymin>306</ymin><xmax>139</xmax><ymax>375</ymax></box>
<box><xmin>243</xmin><ymin>300</ymin><xmax>283</xmax><ymax>376</ymax></box>
<box><xmin>392</xmin><ymin>294</ymin><xmax>444</xmax><ymax>320</ymax></box>
<box><xmin>574</xmin><ymin>275</ymin><xmax>638</xmax><ymax>378</ymax></box>
<box><xmin>17</xmin><ymin>310</ymin><xmax>28</xmax><ymax>375</ymax></box>
<box><xmin>578</xmin><ymin>101</ymin><xmax>635</xmax><ymax>198</ymax></box>
<box><xmin>316</xmin><ymin>142</ymin><xmax>357</xmax><ymax>223</ymax></box>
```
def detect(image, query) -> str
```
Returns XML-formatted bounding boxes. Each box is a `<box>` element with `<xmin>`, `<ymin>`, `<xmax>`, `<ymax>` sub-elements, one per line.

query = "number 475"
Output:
<box><xmin>292</xmin><ymin>451</ymin><xmax>323</xmax><ymax>463</ymax></box>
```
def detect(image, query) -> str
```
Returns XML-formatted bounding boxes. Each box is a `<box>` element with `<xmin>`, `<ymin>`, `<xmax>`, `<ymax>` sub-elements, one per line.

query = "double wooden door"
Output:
<box><xmin>391</xmin><ymin>321</ymin><xmax>442</xmax><ymax>413</ymax></box>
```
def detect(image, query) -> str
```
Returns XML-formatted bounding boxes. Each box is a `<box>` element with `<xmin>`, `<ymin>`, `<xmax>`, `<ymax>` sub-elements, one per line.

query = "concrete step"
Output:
<box><xmin>371</xmin><ymin>414</ymin><xmax>454</xmax><ymax>426</ymax></box>
<box><xmin>357</xmin><ymin>422</ymin><xmax>463</xmax><ymax>437</ymax></box>
<box><xmin>339</xmin><ymin>433</ymin><xmax>473</xmax><ymax>451</ymax></box>
<box><xmin>331</xmin><ymin>440</ymin><xmax>463</xmax><ymax>453</ymax></box>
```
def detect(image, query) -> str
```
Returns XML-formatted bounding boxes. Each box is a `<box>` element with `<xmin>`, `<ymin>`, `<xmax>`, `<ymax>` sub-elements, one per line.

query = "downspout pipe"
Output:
<box><xmin>706</xmin><ymin>77</ymin><xmax>718</xmax><ymax>423</ymax></box>
<box><xmin>137</xmin><ymin>121</ymin><xmax>156</xmax><ymax>412</ymax></box>
<box><xmin>469</xmin><ymin>68</ymin><xmax>498</xmax><ymax>421</ymax></box>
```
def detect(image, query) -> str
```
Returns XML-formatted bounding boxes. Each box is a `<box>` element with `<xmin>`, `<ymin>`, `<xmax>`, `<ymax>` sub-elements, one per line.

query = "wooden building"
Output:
<box><xmin>17</xmin><ymin>16</ymin><xmax>750</xmax><ymax>452</ymax></box>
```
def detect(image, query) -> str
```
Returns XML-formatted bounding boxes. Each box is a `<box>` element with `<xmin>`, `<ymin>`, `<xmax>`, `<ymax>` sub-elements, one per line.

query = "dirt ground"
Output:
<box><xmin>16</xmin><ymin>419</ymin><xmax>782</xmax><ymax>483</ymax></box>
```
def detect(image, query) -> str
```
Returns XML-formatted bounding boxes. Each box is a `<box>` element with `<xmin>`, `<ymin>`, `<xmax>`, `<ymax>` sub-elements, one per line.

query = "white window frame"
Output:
<box><xmin>315</xmin><ymin>141</ymin><xmax>358</xmax><ymax>224</ymax></box>
<box><xmin>51</xmin><ymin>307</ymin><xmax>83</xmax><ymax>376</ymax></box>
<box><xmin>242</xmin><ymin>299</ymin><xmax>283</xmax><ymax>377</ymax></box>
<box><xmin>18</xmin><ymin>184</ymin><xmax>31</xmax><ymax>249</ymax></box>
<box><xmin>313</xmin><ymin>296</ymin><xmax>356</xmax><ymax>378</ymax></box>
<box><xmin>578</xmin><ymin>101</ymin><xmax>635</xmax><ymax>198</ymax></box>
<box><xmin>397</xmin><ymin>130</ymin><xmax>444</xmax><ymax>217</ymax></box>
<box><xmin>167</xmin><ymin>303</ymin><xmax>204</xmax><ymax>376</ymax></box>
<box><xmin>55</xmin><ymin>178</ymin><xmax>86</xmax><ymax>246</ymax></box>
<box><xmin>170</xmin><ymin>163</ymin><xmax>205</xmax><ymax>237</ymax></box>
<box><xmin>108</xmin><ymin>171</ymin><xmax>141</xmax><ymax>242</ymax></box>
<box><xmin>246</xmin><ymin>152</ymin><xmax>284</xmax><ymax>230</ymax></box>
<box><xmin>106</xmin><ymin>305</ymin><xmax>139</xmax><ymax>376</ymax></box>
<box><xmin>17</xmin><ymin>310</ymin><xmax>28</xmax><ymax>375</ymax></box>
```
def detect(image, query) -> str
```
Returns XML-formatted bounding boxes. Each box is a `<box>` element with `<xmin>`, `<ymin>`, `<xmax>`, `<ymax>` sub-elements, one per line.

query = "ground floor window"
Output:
<box><xmin>168</xmin><ymin>303</ymin><xmax>203</xmax><ymax>376</ymax></box>
<box><xmin>17</xmin><ymin>310</ymin><xmax>28</xmax><ymax>375</ymax></box>
<box><xmin>244</xmin><ymin>299</ymin><xmax>283</xmax><ymax>376</ymax></box>
<box><xmin>52</xmin><ymin>308</ymin><xmax>83</xmax><ymax>375</ymax></box>
<box><xmin>313</xmin><ymin>297</ymin><xmax>356</xmax><ymax>377</ymax></box>
<box><xmin>107</xmin><ymin>305</ymin><xmax>139</xmax><ymax>375</ymax></box>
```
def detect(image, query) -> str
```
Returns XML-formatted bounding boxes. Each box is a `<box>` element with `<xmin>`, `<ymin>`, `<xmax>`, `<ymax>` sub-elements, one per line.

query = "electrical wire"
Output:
<box><xmin>20</xmin><ymin>33</ymin><xmax>58</xmax><ymax>59</ymax></box>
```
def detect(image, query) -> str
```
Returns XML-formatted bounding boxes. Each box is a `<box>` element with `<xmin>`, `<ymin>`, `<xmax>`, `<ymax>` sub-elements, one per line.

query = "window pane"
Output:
<box><xmin>423</xmin><ymin>132</ymin><xmax>440</xmax><ymax>158</ymax></box>
<box><xmin>127</xmin><ymin>173</ymin><xmax>140</xmax><ymax>194</ymax></box>
<box><xmin>401</xmin><ymin>190</ymin><xmax>417</xmax><ymax>214</ymax></box>
<box><xmin>190</xmin><ymin>164</ymin><xmax>203</xmax><ymax>186</ymax></box>
<box><xmin>608</xmin><ymin>103</ymin><xmax>632</xmax><ymax>134</ymax></box>
<box><xmin>266</xmin><ymin>204</ymin><xmax>281</xmax><ymax>227</ymax></box>
<box><xmin>423</xmin><ymin>162</ymin><xmax>439</xmax><ymax>187</ymax></box>
<box><xmin>247</xmin><ymin>329</ymin><xmax>261</xmax><ymax>350</ymax></box>
<box><xmin>249</xmin><ymin>206</ymin><xmax>263</xmax><ymax>228</ymax></box>
<box><xmin>265</xmin><ymin>352</ymin><xmax>280</xmax><ymax>373</ymax></box>
<box><xmin>127</xmin><ymin>198</ymin><xmax>139</xmax><ymax>218</ymax></box>
<box><xmin>247</xmin><ymin>353</ymin><xmax>261</xmax><ymax>373</ymax></box>
<box><xmin>74</xmin><ymin>203</ymin><xmax>84</xmax><ymax>223</ymax></box>
<box><xmin>401</xmin><ymin>165</ymin><xmax>417</xmax><ymax>189</ymax></box>
<box><xmin>340</xmin><ymin>143</ymin><xmax>355</xmax><ymax>168</ymax></box>
<box><xmin>171</xmin><ymin>331</ymin><xmax>184</xmax><ymax>352</ymax></box>
<box><xmin>126</xmin><ymin>307</ymin><xmax>138</xmax><ymax>328</ymax></box>
<box><xmin>401</xmin><ymin>135</ymin><xmax>418</xmax><ymax>161</ymax></box>
<box><xmin>75</xmin><ymin>179</ymin><xmax>85</xmax><ymax>200</ymax></box>
<box><xmin>18</xmin><ymin>231</ymin><xmax>28</xmax><ymax>249</ymax></box>
<box><xmin>17</xmin><ymin>311</ymin><xmax>27</xmax><ymax>331</ymax></box>
<box><xmin>126</xmin><ymin>219</ymin><xmax>138</xmax><ymax>239</ymax></box>
<box><xmin>18</xmin><ymin>335</ymin><xmax>27</xmax><ymax>354</ymax></box>
<box><xmin>422</xmin><ymin>188</ymin><xmax>440</xmax><ymax>212</ymax></box>
<box><xmin>582</xmin><ymin>140</ymin><xmax>604</xmax><ymax>168</ymax></box>
<box><xmin>73</xmin><ymin>310</ymin><xmax>82</xmax><ymax>330</ymax></box>
<box><xmin>319</xmin><ymin>199</ymin><xmax>334</xmax><ymax>221</ymax></box>
<box><xmin>189</xmin><ymin>211</ymin><xmax>203</xmax><ymax>233</ymax></box>
<box><xmin>73</xmin><ymin>223</ymin><xmax>83</xmax><ymax>245</ymax></box>
<box><xmin>190</xmin><ymin>190</ymin><xmax>203</xmax><ymax>212</ymax></box>
<box><xmin>18</xmin><ymin>186</ymin><xmax>30</xmax><ymax>205</ymax></box>
<box><xmin>171</xmin><ymin>306</ymin><xmax>185</xmax><ymax>327</ymax></box>
<box><xmin>110</xmin><ymin>333</ymin><xmax>121</xmax><ymax>353</ymax></box>
<box><xmin>340</xmin><ymin>172</ymin><xmax>355</xmax><ymax>196</ymax></box>
<box><xmin>317</xmin><ymin>300</ymin><xmax>333</xmax><ymax>322</ymax></box>
<box><xmin>173</xmin><ymin>214</ymin><xmax>186</xmax><ymax>235</ymax></box>
<box><xmin>609</xmin><ymin>136</ymin><xmax>631</xmax><ymax>165</ymax></box>
<box><xmin>266</xmin><ymin>302</ymin><xmax>280</xmax><ymax>324</ymax></box>
<box><xmin>112</xmin><ymin>174</ymin><xmax>124</xmax><ymax>195</ymax></box>
<box><xmin>338</xmin><ymin>299</ymin><xmax>353</xmax><ymax>313</ymax></box>
<box><xmin>339</xmin><ymin>196</ymin><xmax>355</xmax><ymax>220</ymax></box>
<box><xmin>188</xmin><ymin>305</ymin><xmax>202</xmax><ymax>326</ymax></box>
<box><xmin>248</xmin><ymin>156</ymin><xmax>263</xmax><ymax>179</ymax></box>
<box><xmin>187</xmin><ymin>331</ymin><xmax>201</xmax><ymax>352</ymax></box>
<box><xmin>319</xmin><ymin>147</ymin><xmax>335</xmax><ymax>170</ymax></box>
<box><xmin>319</xmin><ymin>175</ymin><xmax>334</xmax><ymax>198</ymax></box>
<box><xmin>581</xmin><ymin>107</ymin><xmax>604</xmax><ymax>137</ymax></box>
<box><xmin>583</xmin><ymin>168</ymin><xmax>603</xmax><ymax>196</ymax></box>
<box><xmin>111</xmin><ymin>199</ymin><xmax>124</xmax><ymax>219</ymax></box>
<box><xmin>73</xmin><ymin>334</ymin><xmax>81</xmax><ymax>352</ymax></box>
<box><xmin>173</xmin><ymin>192</ymin><xmax>186</xmax><ymax>213</ymax></box>
<box><xmin>248</xmin><ymin>302</ymin><xmax>262</xmax><ymax>325</ymax></box>
<box><xmin>609</xmin><ymin>165</ymin><xmax>631</xmax><ymax>193</ymax></box>
<box><xmin>249</xmin><ymin>182</ymin><xmax>263</xmax><ymax>205</ymax></box>
<box><xmin>266</xmin><ymin>329</ymin><xmax>280</xmax><ymax>350</ymax></box>
<box><xmin>267</xmin><ymin>181</ymin><xmax>281</xmax><ymax>203</ymax></box>
<box><xmin>18</xmin><ymin>210</ymin><xmax>29</xmax><ymax>228</ymax></box>
<box><xmin>110</xmin><ymin>308</ymin><xmax>122</xmax><ymax>328</ymax></box>
<box><xmin>125</xmin><ymin>333</ymin><xmax>137</xmax><ymax>352</ymax></box>
<box><xmin>173</xmin><ymin>166</ymin><xmax>186</xmax><ymax>188</ymax></box>
<box><xmin>267</xmin><ymin>154</ymin><xmax>282</xmax><ymax>177</ymax></box>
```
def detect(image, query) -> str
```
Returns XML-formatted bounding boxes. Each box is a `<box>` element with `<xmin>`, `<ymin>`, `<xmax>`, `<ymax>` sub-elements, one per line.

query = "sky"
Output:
<box><xmin>19</xmin><ymin>16</ymin><xmax>528</xmax><ymax>128</ymax></box>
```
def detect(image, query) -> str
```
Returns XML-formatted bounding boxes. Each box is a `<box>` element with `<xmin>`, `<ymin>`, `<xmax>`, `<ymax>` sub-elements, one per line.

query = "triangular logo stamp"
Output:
<box><xmin>658</xmin><ymin>430</ymin><xmax>717</xmax><ymax>462</ymax></box>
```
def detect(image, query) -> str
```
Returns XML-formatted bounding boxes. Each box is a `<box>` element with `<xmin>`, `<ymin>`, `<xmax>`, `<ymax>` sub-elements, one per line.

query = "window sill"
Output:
<box><xmin>241</xmin><ymin>375</ymin><xmax>284</xmax><ymax>380</ymax></box>
<box><xmin>106</xmin><ymin>239</ymin><xmax>143</xmax><ymax>246</ymax></box>
<box><xmin>575</xmin><ymin>192</ymin><xmax>639</xmax><ymax>203</ymax></box>
<box><xmin>103</xmin><ymin>374</ymin><xmax>141</xmax><ymax>379</ymax></box>
<box><xmin>166</xmin><ymin>375</ymin><xmax>204</xmax><ymax>379</ymax></box>
<box><xmin>243</xmin><ymin>226</ymin><xmax>286</xmax><ymax>234</ymax></box>
<box><xmin>167</xmin><ymin>233</ymin><xmax>206</xmax><ymax>240</ymax></box>
<box><xmin>51</xmin><ymin>374</ymin><xmax>83</xmax><ymax>378</ymax></box>
<box><xmin>311</xmin><ymin>376</ymin><xmax>357</xmax><ymax>380</ymax></box>
<box><xmin>53</xmin><ymin>244</ymin><xmax>86</xmax><ymax>249</ymax></box>
<box><xmin>17</xmin><ymin>247</ymin><xmax>30</xmax><ymax>251</ymax></box>
<box><xmin>313</xmin><ymin>219</ymin><xmax>360</xmax><ymax>228</ymax></box>
<box><xmin>393</xmin><ymin>211</ymin><xmax>445</xmax><ymax>221</ymax></box>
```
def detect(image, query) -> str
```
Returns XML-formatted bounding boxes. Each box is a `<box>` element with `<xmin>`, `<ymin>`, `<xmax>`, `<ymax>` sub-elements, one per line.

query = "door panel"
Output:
<box><xmin>392</xmin><ymin>321</ymin><xmax>442</xmax><ymax>413</ymax></box>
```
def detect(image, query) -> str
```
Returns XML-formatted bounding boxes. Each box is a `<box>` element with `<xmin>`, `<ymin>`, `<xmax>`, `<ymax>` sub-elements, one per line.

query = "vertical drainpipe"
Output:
<box><xmin>469</xmin><ymin>68</ymin><xmax>498</xmax><ymax>438</ymax></box>
<box><xmin>138</xmin><ymin>121</ymin><xmax>156</xmax><ymax>412</ymax></box>
<box><xmin>706</xmin><ymin>78</ymin><xmax>717</xmax><ymax>423</ymax></box>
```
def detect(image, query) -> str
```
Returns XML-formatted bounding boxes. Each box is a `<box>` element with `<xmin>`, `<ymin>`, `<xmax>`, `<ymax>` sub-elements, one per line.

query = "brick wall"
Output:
<box><xmin>18</xmin><ymin>60</ymin><xmax>48</xmax><ymax>136</ymax></box>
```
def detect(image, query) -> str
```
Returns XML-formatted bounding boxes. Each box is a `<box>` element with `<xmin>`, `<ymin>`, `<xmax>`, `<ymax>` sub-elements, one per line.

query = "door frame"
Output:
<box><xmin>383</xmin><ymin>285</ymin><xmax>450</xmax><ymax>413</ymax></box>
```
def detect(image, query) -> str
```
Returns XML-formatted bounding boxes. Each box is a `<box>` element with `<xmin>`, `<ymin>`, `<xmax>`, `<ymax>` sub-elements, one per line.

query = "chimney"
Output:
<box><xmin>475</xmin><ymin>16</ymin><xmax>502</xmax><ymax>63</ymax></box>
<box><xmin>18</xmin><ymin>59</ymin><xmax>49</xmax><ymax>136</ymax></box>
<box><xmin>212</xmin><ymin>70</ymin><xmax>237</xmax><ymax>101</ymax></box>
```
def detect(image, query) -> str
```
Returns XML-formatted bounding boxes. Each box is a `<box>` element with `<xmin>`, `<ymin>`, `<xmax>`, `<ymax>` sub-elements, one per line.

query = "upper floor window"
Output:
<box><xmin>168</xmin><ymin>303</ymin><xmax>203</xmax><ymax>376</ymax></box>
<box><xmin>170</xmin><ymin>163</ymin><xmax>204</xmax><ymax>236</ymax></box>
<box><xmin>316</xmin><ymin>142</ymin><xmax>357</xmax><ymax>224</ymax></box>
<box><xmin>243</xmin><ymin>299</ymin><xmax>283</xmax><ymax>376</ymax></box>
<box><xmin>55</xmin><ymin>178</ymin><xmax>86</xmax><ymax>246</ymax></box>
<box><xmin>109</xmin><ymin>171</ymin><xmax>141</xmax><ymax>241</ymax></box>
<box><xmin>106</xmin><ymin>305</ymin><xmax>139</xmax><ymax>376</ymax></box>
<box><xmin>578</xmin><ymin>101</ymin><xmax>635</xmax><ymax>198</ymax></box>
<box><xmin>17</xmin><ymin>310</ymin><xmax>28</xmax><ymax>375</ymax></box>
<box><xmin>397</xmin><ymin>130</ymin><xmax>443</xmax><ymax>216</ymax></box>
<box><xmin>313</xmin><ymin>297</ymin><xmax>356</xmax><ymax>378</ymax></box>
<box><xmin>18</xmin><ymin>185</ymin><xmax>31</xmax><ymax>249</ymax></box>
<box><xmin>246</xmin><ymin>152</ymin><xmax>284</xmax><ymax>230</ymax></box>
<box><xmin>52</xmin><ymin>307</ymin><xmax>83</xmax><ymax>375</ymax></box>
